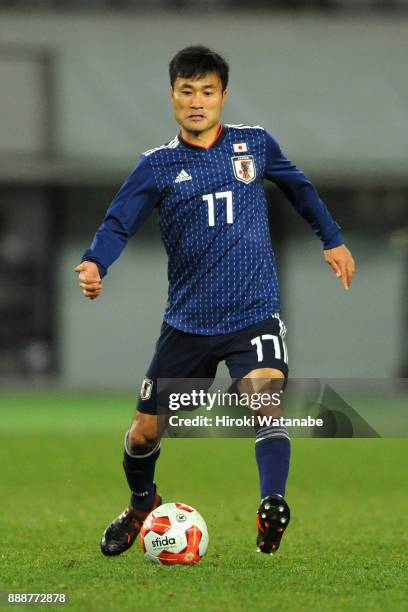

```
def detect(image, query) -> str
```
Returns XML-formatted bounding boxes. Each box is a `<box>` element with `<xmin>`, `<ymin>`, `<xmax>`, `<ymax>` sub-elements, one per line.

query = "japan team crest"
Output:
<box><xmin>231</xmin><ymin>155</ymin><xmax>256</xmax><ymax>184</ymax></box>
<box><xmin>140</xmin><ymin>376</ymin><xmax>153</xmax><ymax>400</ymax></box>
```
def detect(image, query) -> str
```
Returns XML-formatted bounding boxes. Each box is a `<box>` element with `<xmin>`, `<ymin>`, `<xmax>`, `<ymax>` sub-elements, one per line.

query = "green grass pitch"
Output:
<box><xmin>0</xmin><ymin>394</ymin><xmax>407</xmax><ymax>611</ymax></box>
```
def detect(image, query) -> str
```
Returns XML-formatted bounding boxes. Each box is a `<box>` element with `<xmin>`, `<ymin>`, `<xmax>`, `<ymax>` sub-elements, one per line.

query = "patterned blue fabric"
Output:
<box><xmin>82</xmin><ymin>125</ymin><xmax>343</xmax><ymax>334</ymax></box>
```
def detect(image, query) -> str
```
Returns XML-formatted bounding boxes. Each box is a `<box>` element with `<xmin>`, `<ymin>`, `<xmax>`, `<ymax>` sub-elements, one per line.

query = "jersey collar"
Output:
<box><xmin>178</xmin><ymin>124</ymin><xmax>227</xmax><ymax>151</ymax></box>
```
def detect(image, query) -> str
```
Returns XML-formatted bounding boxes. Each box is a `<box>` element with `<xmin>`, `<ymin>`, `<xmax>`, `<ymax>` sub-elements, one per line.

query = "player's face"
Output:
<box><xmin>171</xmin><ymin>72</ymin><xmax>227</xmax><ymax>135</ymax></box>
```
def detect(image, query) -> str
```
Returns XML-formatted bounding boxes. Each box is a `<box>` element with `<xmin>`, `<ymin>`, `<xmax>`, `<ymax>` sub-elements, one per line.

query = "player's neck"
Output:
<box><xmin>180</xmin><ymin>123</ymin><xmax>223</xmax><ymax>149</ymax></box>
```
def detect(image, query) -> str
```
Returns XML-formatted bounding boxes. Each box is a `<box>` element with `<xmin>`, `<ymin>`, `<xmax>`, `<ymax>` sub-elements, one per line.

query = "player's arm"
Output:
<box><xmin>74</xmin><ymin>154</ymin><xmax>161</xmax><ymax>299</ymax></box>
<box><xmin>263</xmin><ymin>131</ymin><xmax>355</xmax><ymax>290</ymax></box>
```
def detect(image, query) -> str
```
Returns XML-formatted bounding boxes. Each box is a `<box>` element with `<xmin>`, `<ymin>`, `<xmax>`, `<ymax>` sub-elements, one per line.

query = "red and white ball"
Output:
<box><xmin>140</xmin><ymin>502</ymin><xmax>208</xmax><ymax>565</ymax></box>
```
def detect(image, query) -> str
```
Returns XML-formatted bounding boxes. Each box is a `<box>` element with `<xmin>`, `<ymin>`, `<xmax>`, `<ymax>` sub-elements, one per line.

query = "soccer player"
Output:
<box><xmin>75</xmin><ymin>46</ymin><xmax>355</xmax><ymax>556</ymax></box>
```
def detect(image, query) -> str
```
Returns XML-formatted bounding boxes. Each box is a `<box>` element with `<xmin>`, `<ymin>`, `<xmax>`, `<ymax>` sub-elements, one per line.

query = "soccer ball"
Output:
<box><xmin>140</xmin><ymin>502</ymin><xmax>208</xmax><ymax>565</ymax></box>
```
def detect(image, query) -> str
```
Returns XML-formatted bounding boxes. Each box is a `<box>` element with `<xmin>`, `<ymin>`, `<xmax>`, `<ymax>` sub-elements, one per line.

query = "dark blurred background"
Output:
<box><xmin>0</xmin><ymin>0</ymin><xmax>407</xmax><ymax>389</ymax></box>
<box><xmin>1</xmin><ymin>1</ymin><xmax>408</xmax><ymax>11</ymax></box>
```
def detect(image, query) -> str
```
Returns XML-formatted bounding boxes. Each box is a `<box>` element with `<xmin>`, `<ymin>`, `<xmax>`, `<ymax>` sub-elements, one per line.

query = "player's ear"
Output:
<box><xmin>170</xmin><ymin>86</ymin><xmax>174</xmax><ymax>100</ymax></box>
<box><xmin>222</xmin><ymin>89</ymin><xmax>228</xmax><ymax>103</ymax></box>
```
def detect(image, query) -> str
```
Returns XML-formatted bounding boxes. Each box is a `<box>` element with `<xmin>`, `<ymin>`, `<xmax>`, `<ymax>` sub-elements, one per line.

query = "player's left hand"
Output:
<box><xmin>324</xmin><ymin>244</ymin><xmax>355</xmax><ymax>290</ymax></box>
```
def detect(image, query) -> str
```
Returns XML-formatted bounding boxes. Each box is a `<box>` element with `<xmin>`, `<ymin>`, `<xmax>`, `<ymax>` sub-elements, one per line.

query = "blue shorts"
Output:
<box><xmin>137</xmin><ymin>315</ymin><xmax>288</xmax><ymax>415</ymax></box>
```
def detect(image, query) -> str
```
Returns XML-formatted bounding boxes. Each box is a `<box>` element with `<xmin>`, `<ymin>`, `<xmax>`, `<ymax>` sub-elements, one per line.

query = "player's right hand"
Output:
<box><xmin>74</xmin><ymin>261</ymin><xmax>102</xmax><ymax>300</ymax></box>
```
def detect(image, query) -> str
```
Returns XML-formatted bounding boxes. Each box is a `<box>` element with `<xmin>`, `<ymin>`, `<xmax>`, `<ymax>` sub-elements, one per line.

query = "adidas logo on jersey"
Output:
<box><xmin>175</xmin><ymin>169</ymin><xmax>192</xmax><ymax>183</ymax></box>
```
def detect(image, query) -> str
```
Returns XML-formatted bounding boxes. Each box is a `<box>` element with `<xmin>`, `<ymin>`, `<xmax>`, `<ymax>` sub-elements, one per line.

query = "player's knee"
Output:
<box><xmin>239</xmin><ymin>368</ymin><xmax>286</xmax><ymax>397</ymax></box>
<box><xmin>127</xmin><ymin>429</ymin><xmax>158</xmax><ymax>455</ymax></box>
<box><xmin>127</xmin><ymin>419</ymin><xmax>159</xmax><ymax>455</ymax></box>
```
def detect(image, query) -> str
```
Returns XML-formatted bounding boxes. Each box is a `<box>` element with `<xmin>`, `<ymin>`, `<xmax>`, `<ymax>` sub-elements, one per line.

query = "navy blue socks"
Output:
<box><xmin>123</xmin><ymin>433</ymin><xmax>161</xmax><ymax>510</ymax></box>
<box><xmin>255</xmin><ymin>437</ymin><xmax>291</xmax><ymax>498</ymax></box>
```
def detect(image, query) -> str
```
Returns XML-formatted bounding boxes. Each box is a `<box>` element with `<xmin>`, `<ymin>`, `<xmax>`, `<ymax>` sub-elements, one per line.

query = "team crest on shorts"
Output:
<box><xmin>140</xmin><ymin>377</ymin><xmax>153</xmax><ymax>400</ymax></box>
<box><xmin>232</xmin><ymin>155</ymin><xmax>256</xmax><ymax>184</ymax></box>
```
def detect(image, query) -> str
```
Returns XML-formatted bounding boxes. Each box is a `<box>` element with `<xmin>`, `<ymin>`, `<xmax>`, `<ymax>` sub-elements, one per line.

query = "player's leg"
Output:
<box><xmin>101</xmin><ymin>412</ymin><xmax>165</xmax><ymax>557</ymax></box>
<box><xmin>223</xmin><ymin>315</ymin><xmax>291</xmax><ymax>554</ymax></box>
<box><xmin>101</xmin><ymin>327</ymin><xmax>169</xmax><ymax>557</ymax></box>
<box><xmin>240</xmin><ymin>367</ymin><xmax>290</xmax><ymax>497</ymax></box>
<box><xmin>101</xmin><ymin>322</ymin><xmax>217</xmax><ymax>557</ymax></box>
<box><xmin>240</xmin><ymin>368</ymin><xmax>291</xmax><ymax>554</ymax></box>
<box><xmin>124</xmin><ymin>411</ymin><xmax>166</xmax><ymax>510</ymax></box>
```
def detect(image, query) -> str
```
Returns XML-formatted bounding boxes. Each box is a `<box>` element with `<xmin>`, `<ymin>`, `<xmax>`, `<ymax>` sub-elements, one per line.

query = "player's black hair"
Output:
<box><xmin>169</xmin><ymin>46</ymin><xmax>229</xmax><ymax>92</ymax></box>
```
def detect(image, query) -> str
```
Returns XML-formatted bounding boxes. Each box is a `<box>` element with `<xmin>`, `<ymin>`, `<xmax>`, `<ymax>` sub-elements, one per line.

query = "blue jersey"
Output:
<box><xmin>82</xmin><ymin>124</ymin><xmax>343</xmax><ymax>335</ymax></box>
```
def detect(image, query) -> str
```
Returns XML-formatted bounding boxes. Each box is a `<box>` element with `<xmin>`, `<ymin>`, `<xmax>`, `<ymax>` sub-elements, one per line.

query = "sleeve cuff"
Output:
<box><xmin>80</xmin><ymin>255</ymin><xmax>107</xmax><ymax>279</ymax></box>
<box><xmin>323</xmin><ymin>232</ymin><xmax>344</xmax><ymax>250</ymax></box>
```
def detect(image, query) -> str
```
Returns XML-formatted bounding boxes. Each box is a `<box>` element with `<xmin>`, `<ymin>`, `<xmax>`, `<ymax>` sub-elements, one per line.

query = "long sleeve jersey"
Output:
<box><xmin>82</xmin><ymin>124</ymin><xmax>343</xmax><ymax>334</ymax></box>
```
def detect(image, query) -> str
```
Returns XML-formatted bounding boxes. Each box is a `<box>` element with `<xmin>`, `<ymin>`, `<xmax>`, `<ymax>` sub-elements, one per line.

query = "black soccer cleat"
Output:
<box><xmin>101</xmin><ymin>492</ymin><xmax>162</xmax><ymax>557</ymax></box>
<box><xmin>256</xmin><ymin>494</ymin><xmax>290</xmax><ymax>555</ymax></box>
